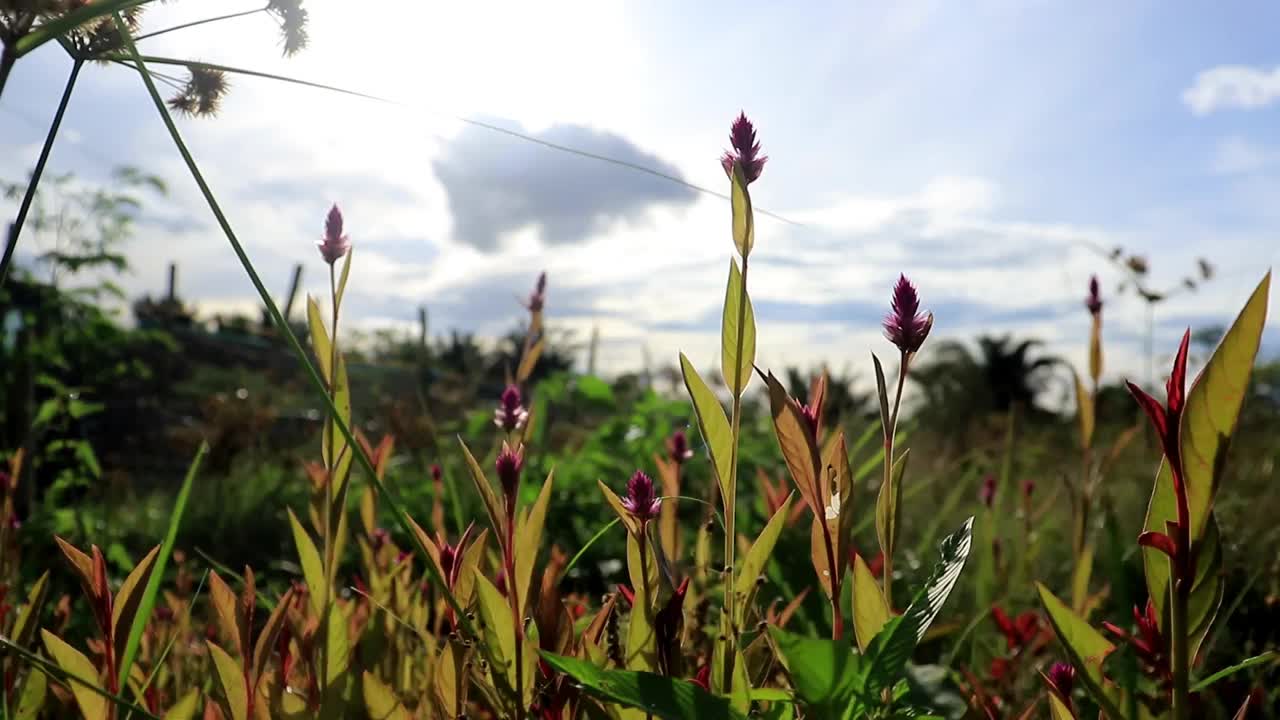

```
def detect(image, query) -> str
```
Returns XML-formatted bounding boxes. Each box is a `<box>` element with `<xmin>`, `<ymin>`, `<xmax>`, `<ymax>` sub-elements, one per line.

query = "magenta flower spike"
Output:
<box><xmin>667</xmin><ymin>429</ymin><xmax>693</xmax><ymax>465</ymax></box>
<box><xmin>1086</xmin><ymin>275</ymin><xmax>1103</xmax><ymax>316</ymax></box>
<box><xmin>622</xmin><ymin>470</ymin><xmax>661</xmax><ymax>521</ymax></box>
<box><xmin>526</xmin><ymin>272</ymin><xmax>548</xmax><ymax>313</ymax></box>
<box><xmin>1046</xmin><ymin>661</ymin><xmax>1076</xmax><ymax>702</ymax></box>
<box><xmin>495</xmin><ymin>442</ymin><xmax>525</xmax><ymax>503</ymax></box>
<box><xmin>317</xmin><ymin>204</ymin><xmax>351</xmax><ymax>265</ymax></box>
<box><xmin>494</xmin><ymin>384</ymin><xmax>529</xmax><ymax>433</ymax></box>
<box><xmin>883</xmin><ymin>274</ymin><xmax>933</xmax><ymax>355</ymax></box>
<box><xmin>720</xmin><ymin>112</ymin><xmax>768</xmax><ymax>184</ymax></box>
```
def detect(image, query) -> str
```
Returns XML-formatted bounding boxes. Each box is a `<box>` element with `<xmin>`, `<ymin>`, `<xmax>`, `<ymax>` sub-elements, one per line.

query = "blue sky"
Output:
<box><xmin>2</xmin><ymin>0</ymin><xmax>1278</xmax><ymax>391</ymax></box>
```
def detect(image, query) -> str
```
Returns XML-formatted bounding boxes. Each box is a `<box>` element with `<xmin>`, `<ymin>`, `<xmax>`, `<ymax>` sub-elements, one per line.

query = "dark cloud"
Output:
<box><xmin>432</xmin><ymin>118</ymin><xmax>698</xmax><ymax>251</ymax></box>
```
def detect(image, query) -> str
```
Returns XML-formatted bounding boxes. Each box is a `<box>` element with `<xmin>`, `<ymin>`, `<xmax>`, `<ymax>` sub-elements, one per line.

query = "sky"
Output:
<box><xmin>3</xmin><ymin>0</ymin><xmax>1280</xmax><ymax>397</ymax></box>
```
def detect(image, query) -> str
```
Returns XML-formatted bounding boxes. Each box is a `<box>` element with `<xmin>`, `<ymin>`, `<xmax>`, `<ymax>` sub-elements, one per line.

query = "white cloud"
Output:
<box><xmin>1183</xmin><ymin>65</ymin><xmax>1280</xmax><ymax>115</ymax></box>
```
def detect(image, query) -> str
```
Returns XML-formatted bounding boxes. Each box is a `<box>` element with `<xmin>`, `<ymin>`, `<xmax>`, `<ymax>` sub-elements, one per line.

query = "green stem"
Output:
<box><xmin>722</xmin><ymin>254</ymin><xmax>749</xmax><ymax>690</ymax></box>
<box><xmin>317</xmin><ymin>262</ymin><xmax>338</xmax><ymax>695</ymax></box>
<box><xmin>881</xmin><ymin>357</ymin><xmax>907</xmax><ymax>608</ymax></box>
<box><xmin>110</xmin><ymin>13</ymin><xmax>507</xmax><ymax>692</ymax></box>
<box><xmin>1169</xmin><ymin>530</ymin><xmax>1191</xmax><ymax>720</ymax></box>
<box><xmin>131</xmin><ymin>6</ymin><xmax>266</xmax><ymax>42</ymax></box>
<box><xmin>1</xmin><ymin>57</ymin><xmax>83</xmax><ymax>288</ymax></box>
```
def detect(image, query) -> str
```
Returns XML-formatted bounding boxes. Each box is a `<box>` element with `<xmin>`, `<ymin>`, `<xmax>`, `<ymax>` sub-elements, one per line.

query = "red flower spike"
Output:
<box><xmin>692</xmin><ymin>664</ymin><xmax>712</xmax><ymax>691</ymax></box>
<box><xmin>1085</xmin><ymin>275</ymin><xmax>1103</xmax><ymax>316</ymax></box>
<box><xmin>622</xmin><ymin>470</ymin><xmax>661</xmax><ymax>521</ymax></box>
<box><xmin>883</xmin><ymin>274</ymin><xmax>933</xmax><ymax>354</ymax></box>
<box><xmin>495</xmin><ymin>442</ymin><xmax>525</xmax><ymax>503</ymax></box>
<box><xmin>720</xmin><ymin>112</ymin><xmax>767</xmax><ymax>184</ymax></box>
<box><xmin>1046</xmin><ymin>661</ymin><xmax>1076</xmax><ymax>701</ymax></box>
<box><xmin>1126</xmin><ymin>329</ymin><xmax>1193</xmax><ymax>532</ymax></box>
<box><xmin>494</xmin><ymin>384</ymin><xmax>529</xmax><ymax>433</ymax></box>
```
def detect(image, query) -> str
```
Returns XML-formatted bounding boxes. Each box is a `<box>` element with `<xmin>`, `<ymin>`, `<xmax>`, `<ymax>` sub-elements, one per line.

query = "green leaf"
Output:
<box><xmin>863</xmin><ymin>517</ymin><xmax>974</xmax><ymax>693</ymax></box>
<box><xmin>11</xmin><ymin>571</ymin><xmax>50</xmax><ymax>652</ymax></box>
<box><xmin>541</xmin><ymin>651</ymin><xmax>747</xmax><ymax>720</ymax></box>
<box><xmin>851</xmin><ymin>553</ymin><xmax>890</xmax><ymax>652</ymax></box>
<box><xmin>1179</xmin><ymin>271</ymin><xmax>1270</xmax><ymax>540</ymax></box>
<box><xmin>1036</xmin><ymin>583</ymin><xmax>1125</xmax><ymax>719</ymax></box>
<box><xmin>875</xmin><ymin>449</ymin><xmax>909</xmax><ymax>580</ymax></box>
<box><xmin>323</xmin><ymin>355</ymin><xmax>353</xmax><ymax>495</ymax></box>
<box><xmin>325</xmin><ymin>603</ymin><xmax>349</xmax><ymax>686</ymax></box>
<box><xmin>287</xmin><ymin>508</ymin><xmax>327</xmax><ymax>616</ymax></box>
<box><xmin>735</xmin><ymin>493</ymin><xmax>793</xmax><ymax>624</ymax></box>
<box><xmin>362</xmin><ymin>671</ymin><xmax>410</xmax><ymax>720</ymax></box>
<box><xmin>307</xmin><ymin>296</ymin><xmax>332</xmax><ymax>383</ymax></box>
<box><xmin>42</xmin><ymin>630</ymin><xmax>109</xmax><ymax>720</ymax></box>
<box><xmin>459</xmin><ymin>438</ymin><xmax>506</xmax><ymax>541</ymax></box>
<box><xmin>14</xmin><ymin>668</ymin><xmax>48</xmax><ymax>720</ymax></box>
<box><xmin>207</xmin><ymin>641</ymin><xmax>248</xmax><ymax>720</ymax></box>
<box><xmin>120</xmin><ymin>441</ymin><xmax>206</xmax><ymax>685</ymax></box>
<box><xmin>721</xmin><ymin>258</ymin><xmax>756</xmax><ymax>397</ymax></box>
<box><xmin>767</xmin><ymin>627</ymin><xmax>864</xmax><ymax>718</ymax></box>
<box><xmin>1190</xmin><ymin>650</ymin><xmax>1276</xmax><ymax>693</ymax></box>
<box><xmin>515</xmin><ymin>470</ymin><xmax>555</xmax><ymax>619</ymax></box>
<box><xmin>474</xmin><ymin>574</ymin><xmax>517</xmax><ymax>695</ymax></box>
<box><xmin>1048</xmin><ymin>692</ymin><xmax>1076</xmax><ymax>720</ymax></box>
<box><xmin>336</xmin><ymin>249</ymin><xmax>353</xmax><ymax>310</ymax></box>
<box><xmin>730</xmin><ymin>162</ymin><xmax>754</xmax><ymax>257</ymax></box>
<box><xmin>679</xmin><ymin>353</ymin><xmax>732</xmax><ymax>503</ymax></box>
<box><xmin>575</xmin><ymin>375</ymin><xmax>615</xmax><ymax>404</ymax></box>
<box><xmin>111</xmin><ymin>544</ymin><xmax>162</xmax><ymax>680</ymax></box>
<box><xmin>625</xmin><ymin>532</ymin><xmax>658</xmax><ymax>672</ymax></box>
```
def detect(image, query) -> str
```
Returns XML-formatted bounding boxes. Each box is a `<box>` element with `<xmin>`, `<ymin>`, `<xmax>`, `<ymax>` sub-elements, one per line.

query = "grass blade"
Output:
<box><xmin>117</xmin><ymin>442</ymin><xmax>206</xmax><ymax>687</ymax></box>
<box><xmin>0</xmin><ymin>637</ymin><xmax>161</xmax><ymax>720</ymax></box>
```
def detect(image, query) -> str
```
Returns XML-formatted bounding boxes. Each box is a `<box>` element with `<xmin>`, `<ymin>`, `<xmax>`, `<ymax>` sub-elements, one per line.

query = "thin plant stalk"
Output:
<box><xmin>722</xmin><ymin>253</ymin><xmax>749</xmax><ymax>688</ymax></box>
<box><xmin>110</xmin><ymin>16</ymin><xmax>509</xmax><ymax>693</ymax></box>
<box><xmin>131</xmin><ymin>6</ymin><xmax>266</xmax><ymax>43</ymax></box>
<box><xmin>1</xmin><ymin>57</ymin><xmax>83</xmax><ymax>288</ymax></box>
<box><xmin>881</xmin><ymin>355</ymin><xmax>907</xmax><ymax>607</ymax></box>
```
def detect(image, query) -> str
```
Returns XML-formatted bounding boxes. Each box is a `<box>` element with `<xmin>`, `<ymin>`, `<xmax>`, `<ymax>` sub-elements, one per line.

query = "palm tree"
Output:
<box><xmin>909</xmin><ymin>334</ymin><xmax>1064</xmax><ymax>428</ymax></box>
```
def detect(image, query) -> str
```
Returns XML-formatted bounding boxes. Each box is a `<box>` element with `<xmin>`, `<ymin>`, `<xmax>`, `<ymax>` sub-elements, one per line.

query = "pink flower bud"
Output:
<box><xmin>1085</xmin><ymin>275</ymin><xmax>1103</xmax><ymax>316</ymax></box>
<box><xmin>494</xmin><ymin>384</ymin><xmax>529</xmax><ymax>433</ymax></box>
<box><xmin>720</xmin><ymin>112</ymin><xmax>767</xmax><ymax>184</ymax></box>
<box><xmin>317</xmin><ymin>204</ymin><xmax>351</xmax><ymax>265</ymax></box>
<box><xmin>495</xmin><ymin>442</ymin><xmax>525</xmax><ymax>502</ymax></box>
<box><xmin>883</xmin><ymin>274</ymin><xmax>932</xmax><ymax>354</ymax></box>
<box><xmin>622</xmin><ymin>470</ymin><xmax>660</xmax><ymax>521</ymax></box>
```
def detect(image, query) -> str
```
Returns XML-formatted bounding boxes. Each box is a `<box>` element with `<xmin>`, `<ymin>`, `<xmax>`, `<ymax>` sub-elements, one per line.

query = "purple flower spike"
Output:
<box><xmin>495</xmin><ymin>442</ymin><xmax>525</xmax><ymax>502</ymax></box>
<box><xmin>1086</xmin><ymin>275</ymin><xmax>1103</xmax><ymax>316</ymax></box>
<box><xmin>720</xmin><ymin>112</ymin><xmax>767</xmax><ymax>184</ymax></box>
<box><xmin>883</xmin><ymin>274</ymin><xmax>933</xmax><ymax>354</ymax></box>
<box><xmin>526</xmin><ymin>271</ymin><xmax>547</xmax><ymax>313</ymax></box>
<box><xmin>1047</xmin><ymin>661</ymin><xmax>1076</xmax><ymax>700</ymax></box>
<box><xmin>668</xmin><ymin>430</ymin><xmax>693</xmax><ymax>465</ymax></box>
<box><xmin>494</xmin><ymin>384</ymin><xmax>529</xmax><ymax>433</ymax></box>
<box><xmin>622</xmin><ymin>470</ymin><xmax>661</xmax><ymax>521</ymax></box>
<box><xmin>317</xmin><ymin>204</ymin><xmax>351</xmax><ymax>265</ymax></box>
<box><xmin>979</xmin><ymin>474</ymin><xmax>997</xmax><ymax>508</ymax></box>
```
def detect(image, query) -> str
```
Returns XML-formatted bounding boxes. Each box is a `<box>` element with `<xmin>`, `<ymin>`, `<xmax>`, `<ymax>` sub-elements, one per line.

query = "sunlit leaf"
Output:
<box><xmin>736</xmin><ymin>493</ymin><xmax>792</xmax><ymax>624</ymax></box>
<box><xmin>1073</xmin><ymin>369</ymin><xmax>1094</xmax><ymax>450</ymax></box>
<box><xmin>111</xmin><ymin>544</ymin><xmax>161</xmax><ymax>676</ymax></box>
<box><xmin>252</xmin><ymin>587</ymin><xmax>296</xmax><ymax>687</ymax></box>
<box><xmin>730</xmin><ymin>162</ymin><xmax>754</xmax><ymax>258</ymax></box>
<box><xmin>287</xmin><ymin>509</ymin><xmax>327</xmax><ymax>617</ymax></box>
<box><xmin>163</xmin><ymin>689</ymin><xmax>201</xmax><ymax>720</ymax></box>
<box><xmin>763</xmin><ymin>371</ymin><xmax>820</xmax><ymax>516</ymax></box>
<box><xmin>541</xmin><ymin>651</ymin><xmax>747</xmax><ymax>720</ymax></box>
<box><xmin>459</xmin><ymin>438</ymin><xmax>506</xmax><ymax>541</ymax></box>
<box><xmin>721</xmin><ymin>259</ymin><xmax>757</xmax><ymax>397</ymax></box>
<box><xmin>207</xmin><ymin>641</ymin><xmax>248</xmax><ymax>720</ymax></box>
<box><xmin>474</xmin><ymin>574</ymin><xmax>516</xmax><ymax>694</ymax></box>
<box><xmin>679</xmin><ymin>353</ymin><xmax>732</xmax><ymax>503</ymax></box>
<box><xmin>12</xmin><ymin>570</ymin><xmax>50</xmax><ymax>652</ymax></box>
<box><xmin>307</xmin><ymin>296</ymin><xmax>331</xmax><ymax>383</ymax></box>
<box><xmin>1036</xmin><ymin>583</ymin><xmax>1125</xmax><ymax>719</ymax></box>
<box><xmin>625</xmin><ymin>532</ymin><xmax>658</xmax><ymax>672</ymax></box>
<box><xmin>14</xmin><ymin>668</ymin><xmax>48</xmax><ymax>720</ymax></box>
<box><xmin>851</xmin><ymin>554</ymin><xmax>890</xmax><ymax>652</ymax></box>
<box><xmin>516</xmin><ymin>470</ymin><xmax>554</xmax><ymax>619</ymax></box>
<box><xmin>874</xmin><ymin>449</ymin><xmax>909</xmax><ymax>583</ymax></box>
<box><xmin>1048</xmin><ymin>692</ymin><xmax>1076</xmax><ymax>720</ymax></box>
<box><xmin>362</xmin><ymin>671</ymin><xmax>409</xmax><ymax>720</ymax></box>
<box><xmin>207</xmin><ymin>571</ymin><xmax>245</xmax><ymax>658</ymax></box>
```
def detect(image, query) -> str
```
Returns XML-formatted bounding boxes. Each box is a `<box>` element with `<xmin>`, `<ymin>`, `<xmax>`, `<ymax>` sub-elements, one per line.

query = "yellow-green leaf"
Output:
<box><xmin>41</xmin><ymin>630</ymin><xmax>107</xmax><ymax>720</ymax></box>
<box><xmin>625</xmin><ymin>532</ymin><xmax>657</xmax><ymax>672</ymax></box>
<box><xmin>252</xmin><ymin>587</ymin><xmax>296</xmax><ymax>685</ymax></box>
<box><xmin>721</xmin><ymin>259</ymin><xmax>756</xmax><ymax>397</ymax></box>
<box><xmin>1048</xmin><ymin>691</ymin><xmax>1076</xmax><ymax>720</ymax></box>
<box><xmin>1036</xmin><ymin>583</ymin><xmax>1124</xmax><ymax>719</ymax></box>
<box><xmin>163</xmin><ymin>689</ymin><xmax>201</xmax><ymax>720</ymax></box>
<box><xmin>730</xmin><ymin>162</ymin><xmax>754</xmax><ymax>257</ymax></box>
<box><xmin>322</xmin><ymin>355</ymin><xmax>353</xmax><ymax>495</ymax></box>
<box><xmin>335</xmin><ymin>249</ymin><xmax>353</xmax><ymax>310</ymax></box>
<box><xmin>875</xmin><ymin>449</ymin><xmax>909</xmax><ymax>581</ymax></box>
<box><xmin>207</xmin><ymin>640</ymin><xmax>249</xmax><ymax>720</ymax></box>
<box><xmin>1179</xmin><ymin>271</ymin><xmax>1270</xmax><ymax>540</ymax></box>
<box><xmin>459</xmin><ymin>438</ymin><xmax>506</xmax><ymax>541</ymax></box>
<box><xmin>852</xmin><ymin>554</ymin><xmax>890</xmax><ymax>652</ymax></box>
<box><xmin>1074</xmin><ymin>369</ymin><xmax>1094</xmax><ymax>450</ymax></box>
<box><xmin>207</xmin><ymin>571</ymin><xmax>244</xmax><ymax>658</ymax></box>
<box><xmin>734</xmin><ymin>493</ymin><xmax>792</xmax><ymax>625</ymax></box>
<box><xmin>517</xmin><ymin>335</ymin><xmax>545</xmax><ymax>385</ymax></box>
<box><xmin>598</xmin><ymin>479</ymin><xmax>640</xmax><ymax>536</ymax></box>
<box><xmin>12</xmin><ymin>570</ymin><xmax>50</xmax><ymax>651</ymax></box>
<box><xmin>515</xmin><ymin>470</ymin><xmax>555</xmax><ymax>619</ymax></box>
<box><xmin>1071</xmin><ymin>542</ymin><xmax>1095</xmax><ymax>615</ymax></box>
<box><xmin>453</xmin><ymin>529</ymin><xmax>488</xmax><ymax>611</ymax></box>
<box><xmin>474</xmin><ymin>574</ymin><xmax>516</xmax><ymax>689</ymax></box>
<box><xmin>362</xmin><ymin>671</ymin><xmax>409</xmax><ymax>720</ymax></box>
<box><xmin>324</xmin><ymin>603</ymin><xmax>349</xmax><ymax>686</ymax></box>
<box><xmin>1088</xmin><ymin>313</ymin><xmax>1103</xmax><ymax>386</ymax></box>
<box><xmin>307</xmin><ymin>296</ymin><xmax>331</xmax><ymax>383</ymax></box>
<box><xmin>432</xmin><ymin>641</ymin><xmax>463</xmax><ymax>718</ymax></box>
<box><xmin>14</xmin><ymin>667</ymin><xmax>48</xmax><ymax>720</ymax></box>
<box><xmin>111</xmin><ymin>544</ymin><xmax>162</xmax><ymax>670</ymax></box>
<box><xmin>679</xmin><ymin>353</ymin><xmax>732</xmax><ymax>503</ymax></box>
<box><xmin>287</xmin><ymin>509</ymin><xmax>327</xmax><ymax>616</ymax></box>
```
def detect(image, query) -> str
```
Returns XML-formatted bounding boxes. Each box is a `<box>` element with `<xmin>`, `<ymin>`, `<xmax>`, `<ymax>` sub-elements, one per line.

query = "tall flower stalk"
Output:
<box><xmin>874</xmin><ymin>274</ymin><xmax>932</xmax><ymax>606</ymax></box>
